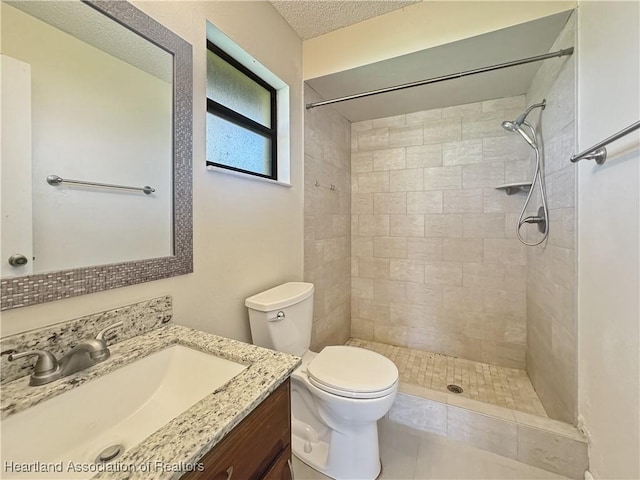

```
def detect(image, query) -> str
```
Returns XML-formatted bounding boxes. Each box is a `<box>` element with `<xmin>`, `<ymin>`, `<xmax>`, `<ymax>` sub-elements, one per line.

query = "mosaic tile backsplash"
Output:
<box><xmin>0</xmin><ymin>296</ymin><xmax>172</xmax><ymax>384</ymax></box>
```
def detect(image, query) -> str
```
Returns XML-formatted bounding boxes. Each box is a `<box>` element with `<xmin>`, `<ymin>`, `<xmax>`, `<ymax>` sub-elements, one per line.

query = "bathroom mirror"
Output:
<box><xmin>0</xmin><ymin>1</ymin><xmax>193</xmax><ymax>310</ymax></box>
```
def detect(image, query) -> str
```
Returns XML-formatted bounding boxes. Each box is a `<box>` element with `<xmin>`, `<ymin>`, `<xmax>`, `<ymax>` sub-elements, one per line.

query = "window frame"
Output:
<box><xmin>205</xmin><ymin>41</ymin><xmax>278</xmax><ymax>180</ymax></box>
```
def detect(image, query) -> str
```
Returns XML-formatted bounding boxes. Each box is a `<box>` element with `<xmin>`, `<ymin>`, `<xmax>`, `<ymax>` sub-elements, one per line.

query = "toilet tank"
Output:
<box><xmin>245</xmin><ymin>282</ymin><xmax>314</xmax><ymax>356</ymax></box>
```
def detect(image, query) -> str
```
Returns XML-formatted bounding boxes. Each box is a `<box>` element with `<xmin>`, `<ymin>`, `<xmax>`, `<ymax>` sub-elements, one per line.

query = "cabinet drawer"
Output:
<box><xmin>182</xmin><ymin>379</ymin><xmax>291</xmax><ymax>480</ymax></box>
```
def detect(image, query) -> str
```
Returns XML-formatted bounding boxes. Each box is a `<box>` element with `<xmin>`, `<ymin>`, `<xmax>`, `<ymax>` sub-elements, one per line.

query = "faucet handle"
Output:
<box><xmin>96</xmin><ymin>321</ymin><xmax>124</xmax><ymax>342</ymax></box>
<box><xmin>8</xmin><ymin>350</ymin><xmax>60</xmax><ymax>379</ymax></box>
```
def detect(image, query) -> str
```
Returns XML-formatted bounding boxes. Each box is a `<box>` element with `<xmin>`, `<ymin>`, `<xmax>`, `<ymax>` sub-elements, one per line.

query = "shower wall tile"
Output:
<box><xmin>351</xmin><ymin>317</ymin><xmax>374</xmax><ymax>341</ymax></box>
<box><xmin>351</xmin><ymin>94</ymin><xmax>529</xmax><ymax>369</ymax></box>
<box><xmin>407</xmin><ymin>237</ymin><xmax>443</xmax><ymax>261</ymax></box>
<box><xmin>462</xmin><ymin>213</ymin><xmax>505</xmax><ymax>238</ymax></box>
<box><xmin>483</xmin><ymin>239</ymin><xmax>527</xmax><ymax>266</ymax></box>
<box><xmin>390</xmin><ymin>168</ymin><xmax>424</xmax><ymax>191</ymax></box>
<box><xmin>304</xmin><ymin>85</ymin><xmax>351</xmax><ymax>352</ymax></box>
<box><xmin>357</xmin><ymin>257</ymin><xmax>390</xmax><ymax>279</ymax></box>
<box><xmin>483</xmin><ymin>187</ymin><xmax>526</xmax><ymax>213</ymax></box>
<box><xmin>424</xmin><ymin>214</ymin><xmax>463</xmax><ymax>238</ymax></box>
<box><xmin>442</xmin><ymin>238</ymin><xmax>484</xmax><ymax>263</ymax></box>
<box><xmin>359</xmin><ymin>214</ymin><xmax>390</xmax><ymax>236</ymax></box>
<box><xmin>374</xmin><ymin>236</ymin><xmax>408</xmax><ymax>258</ymax></box>
<box><xmin>357</xmin><ymin>127</ymin><xmax>389</xmax><ymax>151</ymax></box>
<box><xmin>390</xmin><ymin>124</ymin><xmax>424</xmax><ymax>147</ymax></box>
<box><xmin>374</xmin><ymin>192</ymin><xmax>407</xmax><ymax>214</ymax></box>
<box><xmin>443</xmin><ymin>189</ymin><xmax>484</xmax><ymax>213</ymax></box>
<box><xmin>406</xmin><ymin>144</ymin><xmax>443</xmax><ymax>168</ymax></box>
<box><xmin>390</xmin><ymin>259</ymin><xmax>425</xmax><ymax>283</ymax></box>
<box><xmin>352</xmin><ymin>193</ymin><xmax>374</xmax><ymax>214</ymax></box>
<box><xmin>358</xmin><ymin>171</ymin><xmax>390</xmax><ymax>193</ymax></box>
<box><xmin>424</xmin><ymin>262</ymin><xmax>463</xmax><ymax>286</ymax></box>
<box><xmin>525</xmin><ymin>13</ymin><xmax>577</xmax><ymax>423</ymax></box>
<box><xmin>390</xmin><ymin>215</ymin><xmax>425</xmax><ymax>237</ymax></box>
<box><xmin>406</xmin><ymin>108</ymin><xmax>442</xmax><ymax>124</ymax></box>
<box><xmin>442</xmin><ymin>140</ymin><xmax>483</xmax><ymax>166</ymax></box>
<box><xmin>407</xmin><ymin>191</ymin><xmax>443</xmax><ymax>214</ymax></box>
<box><xmin>483</xmin><ymin>136</ymin><xmax>531</xmax><ymax>164</ymax></box>
<box><xmin>462</xmin><ymin>162</ymin><xmax>505</xmax><ymax>188</ymax></box>
<box><xmin>424</xmin><ymin>166</ymin><xmax>462</xmax><ymax>190</ymax></box>
<box><xmin>373</xmin><ymin>114</ymin><xmax>406</xmax><ymax>129</ymax></box>
<box><xmin>441</xmin><ymin>101</ymin><xmax>482</xmax><ymax>119</ymax></box>
<box><xmin>352</xmin><ymin>152</ymin><xmax>374</xmax><ymax>172</ymax></box>
<box><xmin>462</xmin><ymin>111</ymin><xmax>510</xmax><ymax>140</ymax></box>
<box><xmin>423</xmin><ymin>117</ymin><xmax>462</xmax><ymax>144</ymax></box>
<box><xmin>373</xmin><ymin>148</ymin><xmax>406</xmax><ymax>171</ymax></box>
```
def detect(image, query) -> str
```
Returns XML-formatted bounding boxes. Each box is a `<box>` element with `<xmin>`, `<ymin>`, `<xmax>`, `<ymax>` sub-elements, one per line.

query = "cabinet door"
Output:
<box><xmin>262</xmin><ymin>445</ymin><xmax>292</xmax><ymax>480</ymax></box>
<box><xmin>183</xmin><ymin>379</ymin><xmax>291</xmax><ymax>480</ymax></box>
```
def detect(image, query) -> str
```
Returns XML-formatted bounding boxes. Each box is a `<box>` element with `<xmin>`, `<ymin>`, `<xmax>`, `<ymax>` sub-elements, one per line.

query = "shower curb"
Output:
<box><xmin>387</xmin><ymin>383</ymin><xmax>588</xmax><ymax>479</ymax></box>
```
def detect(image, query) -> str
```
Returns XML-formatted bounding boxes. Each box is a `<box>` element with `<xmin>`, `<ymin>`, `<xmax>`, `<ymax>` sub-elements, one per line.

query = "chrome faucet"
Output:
<box><xmin>8</xmin><ymin>321</ymin><xmax>123</xmax><ymax>386</ymax></box>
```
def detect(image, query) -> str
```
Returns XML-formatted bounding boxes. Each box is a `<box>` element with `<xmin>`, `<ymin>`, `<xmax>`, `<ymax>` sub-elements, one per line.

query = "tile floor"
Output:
<box><xmin>293</xmin><ymin>418</ymin><xmax>570</xmax><ymax>480</ymax></box>
<box><xmin>347</xmin><ymin>339</ymin><xmax>547</xmax><ymax>417</ymax></box>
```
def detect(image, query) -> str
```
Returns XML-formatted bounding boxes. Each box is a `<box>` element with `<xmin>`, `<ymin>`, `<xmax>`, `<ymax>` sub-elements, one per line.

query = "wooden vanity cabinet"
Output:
<box><xmin>182</xmin><ymin>378</ymin><xmax>292</xmax><ymax>480</ymax></box>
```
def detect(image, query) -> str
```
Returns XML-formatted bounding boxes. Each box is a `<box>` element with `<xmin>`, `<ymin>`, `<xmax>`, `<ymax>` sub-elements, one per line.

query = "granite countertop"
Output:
<box><xmin>0</xmin><ymin>324</ymin><xmax>301</xmax><ymax>479</ymax></box>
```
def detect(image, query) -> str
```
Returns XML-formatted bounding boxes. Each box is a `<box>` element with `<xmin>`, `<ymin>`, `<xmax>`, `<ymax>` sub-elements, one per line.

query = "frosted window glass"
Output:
<box><xmin>206</xmin><ymin>113</ymin><xmax>271</xmax><ymax>177</ymax></box>
<box><xmin>206</xmin><ymin>50</ymin><xmax>271</xmax><ymax>128</ymax></box>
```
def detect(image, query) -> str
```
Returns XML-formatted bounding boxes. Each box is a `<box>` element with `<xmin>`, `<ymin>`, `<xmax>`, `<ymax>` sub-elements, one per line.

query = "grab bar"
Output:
<box><xmin>46</xmin><ymin>175</ymin><xmax>155</xmax><ymax>195</ymax></box>
<box><xmin>570</xmin><ymin>120</ymin><xmax>640</xmax><ymax>165</ymax></box>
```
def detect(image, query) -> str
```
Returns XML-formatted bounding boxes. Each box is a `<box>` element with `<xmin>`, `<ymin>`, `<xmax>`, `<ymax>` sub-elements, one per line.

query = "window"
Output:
<box><xmin>206</xmin><ymin>41</ymin><xmax>277</xmax><ymax>179</ymax></box>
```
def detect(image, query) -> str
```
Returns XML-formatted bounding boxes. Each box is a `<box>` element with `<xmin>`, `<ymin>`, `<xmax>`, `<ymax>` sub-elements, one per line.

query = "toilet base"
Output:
<box><xmin>291</xmin><ymin>418</ymin><xmax>381</xmax><ymax>480</ymax></box>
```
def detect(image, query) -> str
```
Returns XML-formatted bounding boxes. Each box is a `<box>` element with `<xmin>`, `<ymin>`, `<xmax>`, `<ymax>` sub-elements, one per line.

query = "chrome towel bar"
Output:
<box><xmin>571</xmin><ymin>120</ymin><xmax>640</xmax><ymax>165</ymax></box>
<box><xmin>46</xmin><ymin>175</ymin><xmax>155</xmax><ymax>194</ymax></box>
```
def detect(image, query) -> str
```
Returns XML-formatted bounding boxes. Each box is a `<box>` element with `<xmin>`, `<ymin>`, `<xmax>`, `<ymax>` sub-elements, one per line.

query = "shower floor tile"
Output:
<box><xmin>347</xmin><ymin>338</ymin><xmax>547</xmax><ymax>417</ymax></box>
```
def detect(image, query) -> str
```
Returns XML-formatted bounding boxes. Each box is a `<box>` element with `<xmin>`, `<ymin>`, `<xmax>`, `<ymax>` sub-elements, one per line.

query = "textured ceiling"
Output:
<box><xmin>270</xmin><ymin>0</ymin><xmax>420</xmax><ymax>40</ymax></box>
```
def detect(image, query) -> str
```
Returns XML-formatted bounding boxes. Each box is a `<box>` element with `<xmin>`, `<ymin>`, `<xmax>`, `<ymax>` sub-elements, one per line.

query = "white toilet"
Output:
<box><xmin>246</xmin><ymin>282</ymin><xmax>398</xmax><ymax>480</ymax></box>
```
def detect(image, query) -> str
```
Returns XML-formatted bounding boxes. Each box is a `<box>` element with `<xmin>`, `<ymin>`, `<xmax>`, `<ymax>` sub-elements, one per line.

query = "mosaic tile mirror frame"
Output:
<box><xmin>0</xmin><ymin>1</ymin><xmax>193</xmax><ymax>311</ymax></box>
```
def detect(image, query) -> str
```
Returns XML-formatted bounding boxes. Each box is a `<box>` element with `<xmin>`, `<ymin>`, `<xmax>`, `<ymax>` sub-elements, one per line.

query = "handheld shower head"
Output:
<box><xmin>501</xmin><ymin>120</ymin><xmax>519</xmax><ymax>132</ymax></box>
<box><xmin>501</xmin><ymin>99</ymin><xmax>546</xmax><ymax>148</ymax></box>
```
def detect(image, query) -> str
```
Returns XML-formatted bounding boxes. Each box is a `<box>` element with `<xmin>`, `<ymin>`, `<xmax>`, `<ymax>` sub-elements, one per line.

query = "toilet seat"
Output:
<box><xmin>306</xmin><ymin>346</ymin><xmax>398</xmax><ymax>399</ymax></box>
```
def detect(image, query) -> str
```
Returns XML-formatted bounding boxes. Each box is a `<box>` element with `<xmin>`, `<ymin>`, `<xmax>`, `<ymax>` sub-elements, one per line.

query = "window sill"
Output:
<box><xmin>205</xmin><ymin>164</ymin><xmax>292</xmax><ymax>188</ymax></box>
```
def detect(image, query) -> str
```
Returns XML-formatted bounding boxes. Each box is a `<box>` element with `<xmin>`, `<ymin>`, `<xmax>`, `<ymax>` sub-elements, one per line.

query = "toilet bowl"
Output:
<box><xmin>246</xmin><ymin>283</ymin><xmax>398</xmax><ymax>480</ymax></box>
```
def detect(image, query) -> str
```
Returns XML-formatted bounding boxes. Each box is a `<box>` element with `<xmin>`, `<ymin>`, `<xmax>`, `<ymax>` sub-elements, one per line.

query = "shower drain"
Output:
<box><xmin>447</xmin><ymin>384</ymin><xmax>464</xmax><ymax>394</ymax></box>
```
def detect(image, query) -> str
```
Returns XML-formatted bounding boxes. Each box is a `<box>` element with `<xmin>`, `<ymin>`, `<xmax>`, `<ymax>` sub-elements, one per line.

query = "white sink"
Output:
<box><xmin>0</xmin><ymin>345</ymin><xmax>247</xmax><ymax>479</ymax></box>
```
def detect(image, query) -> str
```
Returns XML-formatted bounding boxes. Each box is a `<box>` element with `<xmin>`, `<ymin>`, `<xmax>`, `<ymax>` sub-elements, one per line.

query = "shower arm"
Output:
<box><xmin>514</xmin><ymin>100</ymin><xmax>546</xmax><ymax>126</ymax></box>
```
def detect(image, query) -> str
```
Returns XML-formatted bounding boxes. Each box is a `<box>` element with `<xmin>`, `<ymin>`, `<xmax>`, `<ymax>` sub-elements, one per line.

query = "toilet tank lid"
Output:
<box><xmin>245</xmin><ymin>282</ymin><xmax>314</xmax><ymax>312</ymax></box>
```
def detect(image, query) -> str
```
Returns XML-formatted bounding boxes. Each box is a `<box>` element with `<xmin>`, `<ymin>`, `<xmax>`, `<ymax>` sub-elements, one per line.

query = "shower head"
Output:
<box><xmin>501</xmin><ymin>120</ymin><xmax>519</xmax><ymax>132</ymax></box>
<box><xmin>501</xmin><ymin>120</ymin><xmax>537</xmax><ymax>148</ymax></box>
<box><xmin>501</xmin><ymin>99</ymin><xmax>546</xmax><ymax>148</ymax></box>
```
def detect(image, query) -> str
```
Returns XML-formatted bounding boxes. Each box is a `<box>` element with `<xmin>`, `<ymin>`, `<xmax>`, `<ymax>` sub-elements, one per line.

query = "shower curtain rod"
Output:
<box><xmin>305</xmin><ymin>47</ymin><xmax>574</xmax><ymax>109</ymax></box>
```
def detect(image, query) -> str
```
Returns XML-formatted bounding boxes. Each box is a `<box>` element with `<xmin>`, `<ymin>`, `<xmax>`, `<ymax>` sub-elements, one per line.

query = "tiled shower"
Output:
<box><xmin>304</xmin><ymin>14</ymin><xmax>577</xmax><ymax>425</ymax></box>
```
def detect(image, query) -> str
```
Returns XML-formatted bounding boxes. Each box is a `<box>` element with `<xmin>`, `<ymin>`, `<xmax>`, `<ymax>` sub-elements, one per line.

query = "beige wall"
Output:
<box><xmin>1</xmin><ymin>1</ymin><xmax>304</xmax><ymax>342</ymax></box>
<box><xmin>524</xmin><ymin>13</ymin><xmax>577</xmax><ymax>424</ymax></box>
<box><xmin>350</xmin><ymin>95</ymin><xmax>531</xmax><ymax>369</ymax></box>
<box><xmin>304</xmin><ymin>1</ymin><xmax>576</xmax><ymax>80</ymax></box>
<box><xmin>303</xmin><ymin>85</ymin><xmax>351</xmax><ymax>350</ymax></box>
<box><xmin>577</xmin><ymin>2</ymin><xmax>640</xmax><ymax>478</ymax></box>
